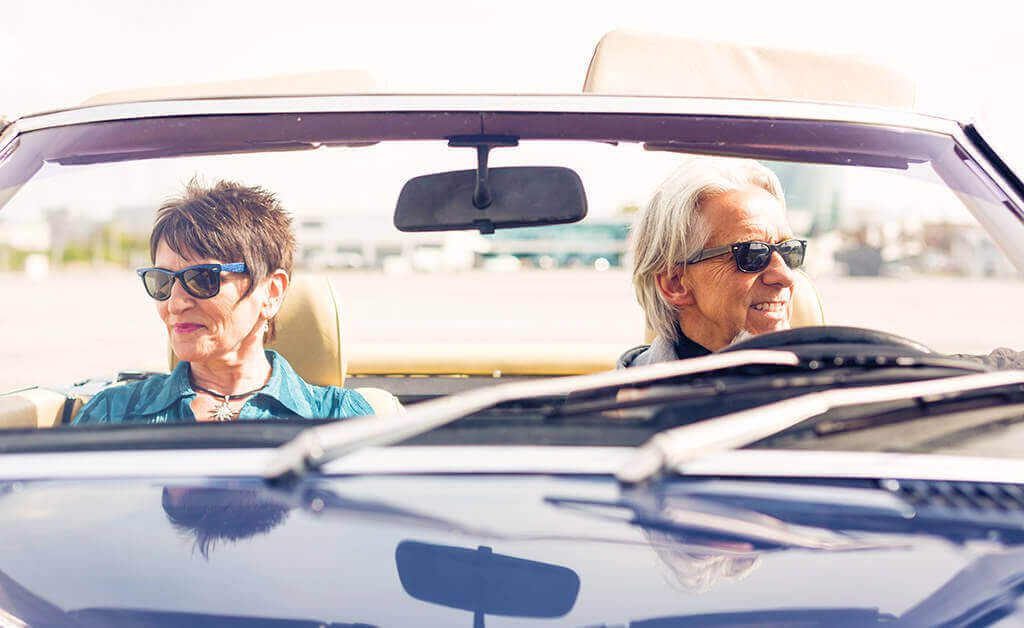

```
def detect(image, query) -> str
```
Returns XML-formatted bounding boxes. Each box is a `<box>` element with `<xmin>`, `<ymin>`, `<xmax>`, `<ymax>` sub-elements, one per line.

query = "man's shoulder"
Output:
<box><xmin>951</xmin><ymin>347</ymin><xmax>1024</xmax><ymax>370</ymax></box>
<box><xmin>616</xmin><ymin>336</ymin><xmax>681</xmax><ymax>368</ymax></box>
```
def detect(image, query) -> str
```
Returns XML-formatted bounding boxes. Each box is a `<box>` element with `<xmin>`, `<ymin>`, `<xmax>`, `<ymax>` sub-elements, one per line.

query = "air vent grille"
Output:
<box><xmin>887</xmin><ymin>480</ymin><xmax>1024</xmax><ymax>512</ymax></box>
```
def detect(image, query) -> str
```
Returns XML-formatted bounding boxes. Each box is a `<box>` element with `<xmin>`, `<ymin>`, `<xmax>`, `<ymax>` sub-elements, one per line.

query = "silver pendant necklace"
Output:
<box><xmin>190</xmin><ymin>380</ymin><xmax>267</xmax><ymax>421</ymax></box>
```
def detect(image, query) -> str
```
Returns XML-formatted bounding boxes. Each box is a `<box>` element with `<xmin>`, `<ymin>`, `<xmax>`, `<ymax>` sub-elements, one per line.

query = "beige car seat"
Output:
<box><xmin>169</xmin><ymin>274</ymin><xmax>403</xmax><ymax>417</ymax></box>
<box><xmin>790</xmin><ymin>270</ymin><xmax>825</xmax><ymax>328</ymax></box>
<box><xmin>0</xmin><ymin>388</ymin><xmax>83</xmax><ymax>429</ymax></box>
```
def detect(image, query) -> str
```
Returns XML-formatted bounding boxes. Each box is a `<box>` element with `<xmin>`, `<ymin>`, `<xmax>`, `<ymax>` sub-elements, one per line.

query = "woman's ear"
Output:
<box><xmin>655</xmin><ymin>268</ymin><xmax>696</xmax><ymax>308</ymax></box>
<box><xmin>263</xmin><ymin>269</ymin><xmax>290</xmax><ymax>319</ymax></box>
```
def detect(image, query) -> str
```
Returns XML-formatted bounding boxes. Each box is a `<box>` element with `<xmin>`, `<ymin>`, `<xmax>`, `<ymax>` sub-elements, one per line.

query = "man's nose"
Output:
<box><xmin>760</xmin><ymin>251</ymin><xmax>796</xmax><ymax>288</ymax></box>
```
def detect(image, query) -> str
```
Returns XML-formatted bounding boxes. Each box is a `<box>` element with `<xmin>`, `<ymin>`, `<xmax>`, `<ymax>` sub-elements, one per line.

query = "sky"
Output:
<box><xmin>4</xmin><ymin>0</ymin><xmax>1024</xmax><ymax>219</ymax></box>
<box><xmin>4</xmin><ymin>0</ymin><xmax>1024</xmax><ymax>128</ymax></box>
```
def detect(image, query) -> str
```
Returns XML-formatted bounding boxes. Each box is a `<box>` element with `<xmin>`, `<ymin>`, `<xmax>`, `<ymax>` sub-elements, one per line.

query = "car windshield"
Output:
<box><xmin>2</xmin><ymin>104</ymin><xmax>1023</xmax><ymax>456</ymax></box>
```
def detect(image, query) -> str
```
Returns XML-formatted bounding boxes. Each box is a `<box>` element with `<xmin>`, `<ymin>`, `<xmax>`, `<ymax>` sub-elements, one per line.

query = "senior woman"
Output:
<box><xmin>74</xmin><ymin>180</ymin><xmax>372</xmax><ymax>423</ymax></box>
<box><xmin>618</xmin><ymin>156</ymin><xmax>806</xmax><ymax>367</ymax></box>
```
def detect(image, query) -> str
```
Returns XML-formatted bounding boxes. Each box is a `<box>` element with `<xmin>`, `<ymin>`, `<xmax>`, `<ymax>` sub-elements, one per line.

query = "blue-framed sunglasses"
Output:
<box><xmin>687</xmin><ymin>239</ymin><xmax>807</xmax><ymax>273</ymax></box>
<box><xmin>135</xmin><ymin>263</ymin><xmax>247</xmax><ymax>301</ymax></box>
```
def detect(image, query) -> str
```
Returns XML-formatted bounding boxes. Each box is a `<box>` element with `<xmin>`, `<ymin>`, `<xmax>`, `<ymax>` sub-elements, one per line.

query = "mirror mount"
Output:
<box><xmin>448</xmin><ymin>135</ymin><xmax>519</xmax><ymax>211</ymax></box>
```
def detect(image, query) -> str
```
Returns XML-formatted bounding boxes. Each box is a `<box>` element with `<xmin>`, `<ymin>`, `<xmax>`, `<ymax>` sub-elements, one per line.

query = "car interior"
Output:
<box><xmin>0</xmin><ymin>265</ymin><xmax>827</xmax><ymax>428</ymax></box>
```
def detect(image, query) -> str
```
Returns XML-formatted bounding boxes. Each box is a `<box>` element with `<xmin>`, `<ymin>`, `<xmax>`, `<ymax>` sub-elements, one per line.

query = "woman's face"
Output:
<box><xmin>154</xmin><ymin>241</ymin><xmax>269</xmax><ymax>364</ymax></box>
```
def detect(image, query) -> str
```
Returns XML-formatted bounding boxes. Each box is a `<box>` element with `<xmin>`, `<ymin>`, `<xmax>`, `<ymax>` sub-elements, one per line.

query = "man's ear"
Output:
<box><xmin>263</xmin><ymin>269</ymin><xmax>290</xmax><ymax>318</ymax></box>
<box><xmin>655</xmin><ymin>268</ymin><xmax>696</xmax><ymax>307</ymax></box>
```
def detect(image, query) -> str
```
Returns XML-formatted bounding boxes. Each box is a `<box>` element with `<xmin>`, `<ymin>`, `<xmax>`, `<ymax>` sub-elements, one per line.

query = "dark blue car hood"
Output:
<box><xmin>0</xmin><ymin>474</ymin><xmax>1019</xmax><ymax>627</ymax></box>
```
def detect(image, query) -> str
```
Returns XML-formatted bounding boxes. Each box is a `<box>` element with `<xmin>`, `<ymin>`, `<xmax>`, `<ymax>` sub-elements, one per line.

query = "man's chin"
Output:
<box><xmin>729</xmin><ymin>329</ymin><xmax>758</xmax><ymax>345</ymax></box>
<box><xmin>731</xmin><ymin>322</ymin><xmax>792</xmax><ymax>345</ymax></box>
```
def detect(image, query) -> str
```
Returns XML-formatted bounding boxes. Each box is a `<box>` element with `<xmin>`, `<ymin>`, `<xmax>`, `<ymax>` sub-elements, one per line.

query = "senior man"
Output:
<box><xmin>618</xmin><ymin>156</ymin><xmax>806</xmax><ymax>367</ymax></box>
<box><xmin>618</xmin><ymin>156</ymin><xmax>1024</xmax><ymax>370</ymax></box>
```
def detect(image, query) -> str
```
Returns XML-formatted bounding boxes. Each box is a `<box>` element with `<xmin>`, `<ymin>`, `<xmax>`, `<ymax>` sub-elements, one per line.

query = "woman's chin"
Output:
<box><xmin>170</xmin><ymin>341</ymin><xmax>210</xmax><ymax>364</ymax></box>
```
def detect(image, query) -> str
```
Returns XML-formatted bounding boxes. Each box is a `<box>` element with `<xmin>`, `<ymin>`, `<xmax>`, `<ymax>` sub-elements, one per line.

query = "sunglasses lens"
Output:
<box><xmin>777</xmin><ymin>240</ymin><xmax>806</xmax><ymax>269</ymax></box>
<box><xmin>181</xmin><ymin>267</ymin><xmax>220</xmax><ymax>299</ymax></box>
<box><xmin>142</xmin><ymin>270</ymin><xmax>174</xmax><ymax>301</ymax></box>
<box><xmin>736</xmin><ymin>242</ymin><xmax>772</xmax><ymax>272</ymax></box>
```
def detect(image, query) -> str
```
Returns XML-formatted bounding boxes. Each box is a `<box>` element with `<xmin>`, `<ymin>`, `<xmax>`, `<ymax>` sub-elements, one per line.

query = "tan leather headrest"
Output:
<box><xmin>169</xmin><ymin>274</ymin><xmax>346</xmax><ymax>386</ymax></box>
<box><xmin>791</xmin><ymin>270</ymin><xmax>825</xmax><ymax>328</ymax></box>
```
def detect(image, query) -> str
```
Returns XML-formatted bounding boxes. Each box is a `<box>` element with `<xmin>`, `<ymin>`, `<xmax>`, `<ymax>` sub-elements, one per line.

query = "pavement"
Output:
<box><xmin>2</xmin><ymin>269</ymin><xmax>1022</xmax><ymax>391</ymax></box>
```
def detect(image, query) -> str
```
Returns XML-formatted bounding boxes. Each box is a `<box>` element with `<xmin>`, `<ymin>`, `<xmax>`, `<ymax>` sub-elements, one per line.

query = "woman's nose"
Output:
<box><xmin>166</xmin><ymin>279</ymin><xmax>194</xmax><ymax>312</ymax></box>
<box><xmin>760</xmin><ymin>251</ymin><xmax>796</xmax><ymax>287</ymax></box>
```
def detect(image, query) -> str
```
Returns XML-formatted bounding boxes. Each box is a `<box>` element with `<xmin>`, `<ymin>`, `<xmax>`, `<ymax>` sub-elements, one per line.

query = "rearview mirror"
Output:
<box><xmin>395</xmin><ymin>541</ymin><xmax>580</xmax><ymax>626</ymax></box>
<box><xmin>394</xmin><ymin>166</ymin><xmax>587</xmax><ymax>234</ymax></box>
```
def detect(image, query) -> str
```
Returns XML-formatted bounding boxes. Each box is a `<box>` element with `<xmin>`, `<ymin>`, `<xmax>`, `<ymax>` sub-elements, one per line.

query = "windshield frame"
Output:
<box><xmin>4</xmin><ymin>96</ymin><xmax>1022</xmax><ymax>269</ymax></box>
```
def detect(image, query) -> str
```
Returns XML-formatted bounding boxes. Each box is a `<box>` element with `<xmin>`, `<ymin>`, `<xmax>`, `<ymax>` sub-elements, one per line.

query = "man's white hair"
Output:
<box><xmin>631</xmin><ymin>156</ymin><xmax>786</xmax><ymax>342</ymax></box>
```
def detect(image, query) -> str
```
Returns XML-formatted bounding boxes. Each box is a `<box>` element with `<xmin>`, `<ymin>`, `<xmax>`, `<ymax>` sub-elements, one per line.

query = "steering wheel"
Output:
<box><xmin>720</xmin><ymin>325</ymin><xmax>934</xmax><ymax>355</ymax></box>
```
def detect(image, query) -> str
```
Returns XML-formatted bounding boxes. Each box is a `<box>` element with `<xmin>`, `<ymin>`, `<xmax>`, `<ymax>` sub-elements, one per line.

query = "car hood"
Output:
<box><xmin>0</xmin><ymin>474</ymin><xmax>1019</xmax><ymax>627</ymax></box>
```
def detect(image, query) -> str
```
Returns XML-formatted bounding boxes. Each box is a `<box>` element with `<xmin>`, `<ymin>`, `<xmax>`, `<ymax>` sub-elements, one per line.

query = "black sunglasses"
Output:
<box><xmin>686</xmin><ymin>239</ymin><xmax>807</xmax><ymax>273</ymax></box>
<box><xmin>136</xmin><ymin>263</ymin><xmax>248</xmax><ymax>301</ymax></box>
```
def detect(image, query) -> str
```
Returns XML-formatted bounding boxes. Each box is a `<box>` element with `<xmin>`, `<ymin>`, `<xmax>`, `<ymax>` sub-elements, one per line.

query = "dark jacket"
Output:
<box><xmin>617</xmin><ymin>334</ymin><xmax>1024</xmax><ymax>371</ymax></box>
<box><xmin>616</xmin><ymin>332</ymin><xmax>710</xmax><ymax>369</ymax></box>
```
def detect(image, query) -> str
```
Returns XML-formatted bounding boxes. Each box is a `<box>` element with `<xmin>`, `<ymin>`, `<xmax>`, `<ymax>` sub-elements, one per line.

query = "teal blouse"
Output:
<box><xmin>73</xmin><ymin>351</ymin><xmax>372</xmax><ymax>424</ymax></box>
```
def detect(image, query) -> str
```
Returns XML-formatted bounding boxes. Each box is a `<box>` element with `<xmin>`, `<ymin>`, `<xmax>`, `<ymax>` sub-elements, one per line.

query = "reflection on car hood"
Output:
<box><xmin>0</xmin><ymin>475</ymin><xmax>1022</xmax><ymax>626</ymax></box>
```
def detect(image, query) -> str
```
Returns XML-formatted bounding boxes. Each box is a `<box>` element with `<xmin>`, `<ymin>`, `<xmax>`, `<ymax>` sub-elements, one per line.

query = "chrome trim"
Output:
<box><xmin>0</xmin><ymin>448</ymin><xmax>274</xmax><ymax>480</ymax></box>
<box><xmin>682</xmin><ymin>450</ymin><xmax>1024</xmax><ymax>483</ymax></box>
<box><xmin>0</xmin><ymin>446</ymin><xmax>1021</xmax><ymax>484</ymax></box>
<box><xmin>951</xmin><ymin>124</ymin><xmax>1024</xmax><ymax>210</ymax></box>
<box><xmin>0</xmin><ymin>607</ymin><xmax>27</xmax><ymax>628</ymax></box>
<box><xmin>15</xmin><ymin>94</ymin><xmax>963</xmax><ymax>135</ymax></box>
<box><xmin>0</xmin><ymin>446</ymin><xmax>633</xmax><ymax>480</ymax></box>
<box><xmin>322</xmin><ymin>446</ymin><xmax>634</xmax><ymax>474</ymax></box>
<box><xmin>947</xmin><ymin>124</ymin><xmax>1024</xmax><ymax>262</ymax></box>
<box><xmin>618</xmin><ymin>369</ymin><xmax>1024</xmax><ymax>484</ymax></box>
<box><xmin>0</xmin><ymin>119</ymin><xmax>17</xmax><ymax>162</ymax></box>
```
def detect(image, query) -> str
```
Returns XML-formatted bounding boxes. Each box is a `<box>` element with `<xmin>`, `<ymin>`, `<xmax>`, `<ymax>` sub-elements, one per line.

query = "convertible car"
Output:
<box><xmin>2</xmin><ymin>30</ymin><xmax>1024</xmax><ymax>626</ymax></box>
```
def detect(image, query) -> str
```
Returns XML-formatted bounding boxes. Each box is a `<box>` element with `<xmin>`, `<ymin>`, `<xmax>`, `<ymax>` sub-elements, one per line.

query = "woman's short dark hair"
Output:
<box><xmin>150</xmin><ymin>179</ymin><xmax>296</xmax><ymax>342</ymax></box>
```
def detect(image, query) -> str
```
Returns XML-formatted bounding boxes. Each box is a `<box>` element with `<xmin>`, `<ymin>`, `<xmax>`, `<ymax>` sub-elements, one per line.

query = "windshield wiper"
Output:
<box><xmin>264</xmin><ymin>350</ymin><xmax>800</xmax><ymax>480</ymax></box>
<box><xmin>547</xmin><ymin>359</ymin><xmax>984</xmax><ymax>420</ymax></box>
<box><xmin>616</xmin><ymin>370</ymin><xmax>1024</xmax><ymax>485</ymax></box>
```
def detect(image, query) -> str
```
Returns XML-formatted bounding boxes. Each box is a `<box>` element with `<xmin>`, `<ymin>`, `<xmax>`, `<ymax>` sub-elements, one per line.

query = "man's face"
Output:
<box><xmin>673</xmin><ymin>185</ymin><xmax>797</xmax><ymax>350</ymax></box>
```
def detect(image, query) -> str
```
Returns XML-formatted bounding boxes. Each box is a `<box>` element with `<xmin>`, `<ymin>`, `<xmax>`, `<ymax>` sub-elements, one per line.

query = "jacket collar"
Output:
<box><xmin>138</xmin><ymin>350</ymin><xmax>314</xmax><ymax>417</ymax></box>
<box><xmin>672</xmin><ymin>329</ymin><xmax>711</xmax><ymax>359</ymax></box>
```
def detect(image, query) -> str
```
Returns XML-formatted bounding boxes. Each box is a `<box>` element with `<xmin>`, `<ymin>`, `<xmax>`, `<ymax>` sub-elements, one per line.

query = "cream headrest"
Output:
<box><xmin>791</xmin><ymin>270</ymin><xmax>825</xmax><ymax>328</ymax></box>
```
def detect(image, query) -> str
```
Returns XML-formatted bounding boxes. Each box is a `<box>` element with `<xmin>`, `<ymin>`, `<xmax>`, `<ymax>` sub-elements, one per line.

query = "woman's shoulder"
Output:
<box><xmin>267</xmin><ymin>351</ymin><xmax>373</xmax><ymax>418</ymax></box>
<box><xmin>308</xmin><ymin>384</ymin><xmax>374</xmax><ymax>418</ymax></box>
<box><xmin>73</xmin><ymin>372</ymin><xmax>181</xmax><ymax>424</ymax></box>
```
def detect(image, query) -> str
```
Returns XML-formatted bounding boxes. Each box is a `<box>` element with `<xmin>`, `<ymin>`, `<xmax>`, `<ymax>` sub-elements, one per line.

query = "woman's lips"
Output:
<box><xmin>173</xmin><ymin>323</ymin><xmax>204</xmax><ymax>334</ymax></box>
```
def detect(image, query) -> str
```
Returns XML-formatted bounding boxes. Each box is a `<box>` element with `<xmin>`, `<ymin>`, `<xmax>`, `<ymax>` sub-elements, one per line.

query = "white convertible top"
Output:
<box><xmin>74</xmin><ymin>30</ymin><xmax>915</xmax><ymax>111</ymax></box>
<box><xmin>80</xmin><ymin>69</ymin><xmax>378</xmax><ymax>106</ymax></box>
<box><xmin>583</xmin><ymin>29</ymin><xmax>916</xmax><ymax>110</ymax></box>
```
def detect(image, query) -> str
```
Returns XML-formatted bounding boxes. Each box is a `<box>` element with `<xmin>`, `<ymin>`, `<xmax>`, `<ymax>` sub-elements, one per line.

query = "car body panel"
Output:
<box><xmin>5</xmin><ymin>32</ymin><xmax>1024</xmax><ymax>626</ymax></box>
<box><xmin>0</xmin><ymin>473</ymin><xmax>1016</xmax><ymax>627</ymax></box>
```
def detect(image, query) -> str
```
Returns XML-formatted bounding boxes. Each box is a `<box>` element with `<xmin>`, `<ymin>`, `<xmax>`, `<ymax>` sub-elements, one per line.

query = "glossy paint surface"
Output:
<box><xmin>0</xmin><ymin>474</ymin><xmax>1018</xmax><ymax>627</ymax></box>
